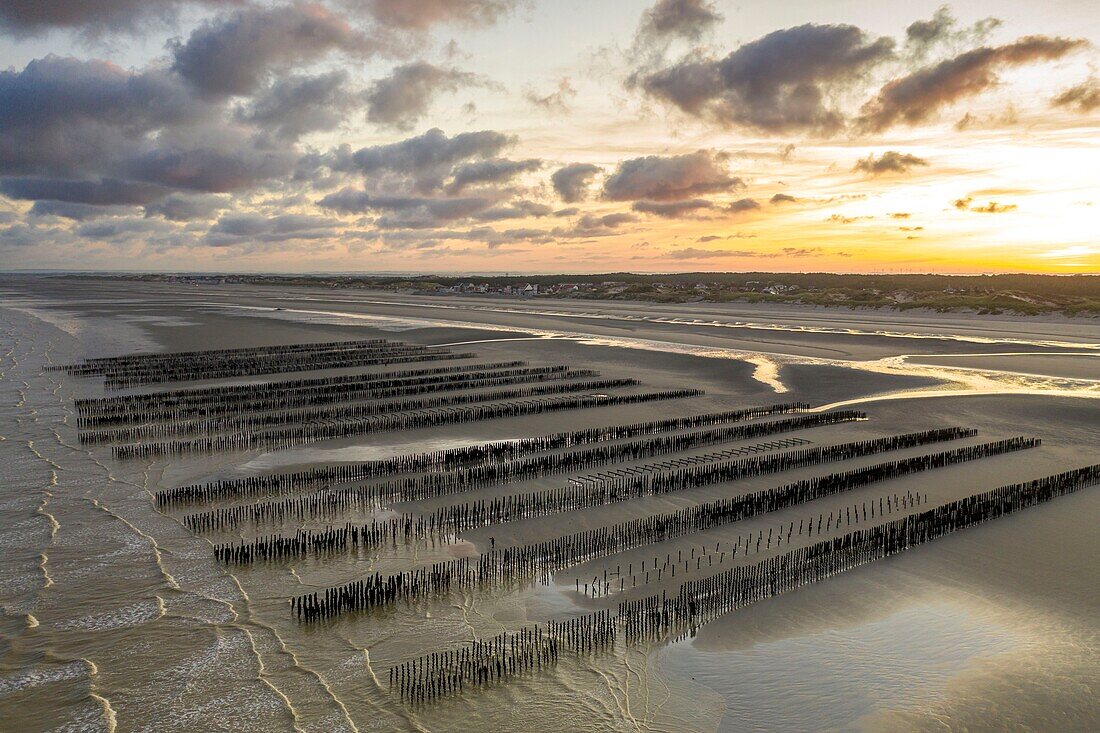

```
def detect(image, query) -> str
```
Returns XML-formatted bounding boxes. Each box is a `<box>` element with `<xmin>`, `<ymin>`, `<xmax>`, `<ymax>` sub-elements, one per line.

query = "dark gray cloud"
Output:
<box><xmin>171</xmin><ymin>3</ymin><xmax>374</xmax><ymax>97</ymax></box>
<box><xmin>563</xmin><ymin>212</ymin><xmax>637</xmax><ymax>237</ymax></box>
<box><xmin>770</xmin><ymin>193</ymin><xmax>796</xmax><ymax>204</ymax></box>
<box><xmin>1052</xmin><ymin>78</ymin><xmax>1100</xmax><ymax>113</ymax></box>
<box><xmin>29</xmin><ymin>200</ymin><xmax>134</xmax><ymax>220</ymax></box>
<box><xmin>860</xmin><ymin>36</ymin><xmax>1088</xmax><ymax>131</ymax></box>
<box><xmin>318</xmin><ymin>188</ymin><xmax>500</xmax><ymax>228</ymax></box>
<box><xmin>361</xmin><ymin>0</ymin><xmax>518</xmax><ymax>31</ymax></box>
<box><xmin>77</xmin><ymin>216</ymin><xmax>172</xmax><ymax>239</ymax></box>
<box><xmin>445</xmin><ymin>157</ymin><xmax>541</xmax><ymax>193</ymax></box>
<box><xmin>121</xmin><ymin>136</ymin><xmax>297</xmax><ymax>193</ymax></box>
<box><xmin>639</xmin><ymin>0</ymin><xmax>722</xmax><ymax>42</ymax></box>
<box><xmin>726</xmin><ymin>197</ymin><xmax>760</xmax><ymax>213</ymax></box>
<box><xmin>238</xmin><ymin>71</ymin><xmax>354</xmax><ymax>141</ymax></box>
<box><xmin>551</xmin><ymin>163</ymin><xmax>601</xmax><ymax>203</ymax></box>
<box><xmin>602</xmin><ymin>151</ymin><xmax>740</xmax><ymax>201</ymax></box>
<box><xmin>637</xmin><ymin>24</ymin><xmax>895</xmax><ymax>133</ymax></box>
<box><xmin>321</xmin><ymin>128</ymin><xmax>513</xmax><ymax>194</ymax></box>
<box><xmin>209</xmin><ymin>213</ymin><xmax>269</xmax><ymax>236</ymax></box>
<box><xmin>364</xmin><ymin>62</ymin><xmax>483</xmax><ymax>130</ymax></box>
<box><xmin>0</xmin><ymin>0</ymin><xmax>237</xmax><ymax>36</ymax></box>
<box><xmin>0</xmin><ymin>223</ymin><xmax>68</xmax><ymax>248</ymax></box>
<box><xmin>905</xmin><ymin>7</ymin><xmax>955</xmax><ymax>51</ymax></box>
<box><xmin>208</xmin><ymin>212</ymin><xmax>340</xmax><ymax>243</ymax></box>
<box><xmin>852</xmin><ymin>151</ymin><xmax>929</xmax><ymax>175</ymax></box>
<box><xmin>0</xmin><ymin>51</ymin><xmax>304</xmax><ymax>213</ymax></box>
<box><xmin>0</xmin><ymin>56</ymin><xmax>211</xmax><ymax>178</ymax></box>
<box><xmin>143</xmin><ymin>193</ymin><xmax>231</xmax><ymax>221</ymax></box>
<box><xmin>631</xmin><ymin>198</ymin><xmax>713</xmax><ymax>218</ymax></box>
<box><xmin>472</xmin><ymin>200</ymin><xmax>553</xmax><ymax>221</ymax></box>
<box><xmin>0</xmin><ymin>177</ymin><xmax>167</xmax><ymax>205</ymax></box>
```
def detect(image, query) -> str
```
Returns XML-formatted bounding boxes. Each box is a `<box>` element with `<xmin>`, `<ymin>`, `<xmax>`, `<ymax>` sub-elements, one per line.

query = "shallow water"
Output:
<box><xmin>663</xmin><ymin>600</ymin><xmax>1018</xmax><ymax>733</ymax></box>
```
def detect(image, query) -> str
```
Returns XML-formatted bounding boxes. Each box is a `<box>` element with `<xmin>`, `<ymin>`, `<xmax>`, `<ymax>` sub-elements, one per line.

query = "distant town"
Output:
<box><xmin>80</xmin><ymin>272</ymin><xmax>1100</xmax><ymax>317</ymax></box>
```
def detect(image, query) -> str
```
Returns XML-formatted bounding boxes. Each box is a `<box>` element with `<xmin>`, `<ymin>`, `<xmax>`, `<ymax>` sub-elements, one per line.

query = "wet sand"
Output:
<box><xmin>1</xmin><ymin>274</ymin><xmax>1098</xmax><ymax>732</ymax></box>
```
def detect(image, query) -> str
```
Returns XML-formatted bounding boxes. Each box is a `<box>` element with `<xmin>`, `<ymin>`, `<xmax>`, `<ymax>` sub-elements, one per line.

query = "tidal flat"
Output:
<box><xmin>1</xmin><ymin>275</ymin><xmax>1098</xmax><ymax>732</ymax></box>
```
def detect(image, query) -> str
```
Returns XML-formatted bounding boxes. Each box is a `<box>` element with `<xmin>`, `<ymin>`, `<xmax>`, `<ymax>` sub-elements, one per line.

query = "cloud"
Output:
<box><xmin>665</xmin><ymin>247</ymin><xmax>737</xmax><ymax>259</ymax></box>
<box><xmin>524</xmin><ymin>77</ymin><xmax>577</xmax><ymax>113</ymax></box>
<box><xmin>970</xmin><ymin>201</ymin><xmax>1017</xmax><ymax>213</ymax></box>
<box><xmin>726</xmin><ymin>197</ymin><xmax>760</xmax><ymax>213</ymax></box>
<box><xmin>632</xmin><ymin>198</ymin><xmax>714</xmax><ymax>218</ymax></box>
<box><xmin>364</xmin><ymin>62</ymin><xmax>485</xmax><ymax>130</ymax></box>
<box><xmin>0</xmin><ymin>56</ymin><xmax>212</xmax><ymax>178</ymax></box>
<box><xmin>551</xmin><ymin>163</ymin><xmax>601</xmax><ymax>203</ymax></box>
<box><xmin>860</xmin><ymin>36</ymin><xmax>1088</xmax><ymax>131</ymax></box>
<box><xmin>0</xmin><ymin>0</ymin><xmax>237</xmax><ymax>36</ymax></box>
<box><xmin>781</xmin><ymin>246</ymin><xmax>836</xmax><ymax>257</ymax></box>
<box><xmin>905</xmin><ymin>7</ymin><xmax>955</xmax><ymax>52</ymax></box>
<box><xmin>323</xmin><ymin>128</ymin><xmax>513</xmax><ymax>193</ymax></box>
<box><xmin>0</xmin><ymin>177</ymin><xmax>167</xmax><ymax>205</ymax></box>
<box><xmin>0</xmin><ymin>223</ymin><xmax>69</xmax><ymax>248</ymax></box>
<box><xmin>888</xmin><ymin>211</ymin><xmax>911</xmax><ymax>219</ymax></box>
<box><xmin>372</xmin><ymin>225</ymin><xmax>553</xmax><ymax>249</ymax></box>
<box><xmin>954</xmin><ymin>196</ymin><xmax>1017</xmax><ymax>213</ymax></box>
<box><xmin>636</xmin><ymin>23</ymin><xmax>895</xmax><ymax>133</ymax></box>
<box><xmin>237</xmin><ymin>71</ymin><xmax>354</xmax><ymax>141</ymax></box>
<box><xmin>1052</xmin><ymin>78</ymin><xmax>1100</xmax><ymax>113</ymax></box>
<box><xmin>144</xmin><ymin>193</ymin><xmax>231</xmax><ymax>221</ymax></box>
<box><xmin>29</xmin><ymin>200</ymin><xmax>134</xmax><ymax>220</ymax></box>
<box><xmin>638</xmin><ymin>0</ymin><xmax>722</xmax><ymax>42</ymax></box>
<box><xmin>206</xmin><ymin>212</ymin><xmax>340</xmax><ymax>243</ymax></box>
<box><xmin>472</xmin><ymin>199</ymin><xmax>553</xmax><ymax>221</ymax></box>
<box><xmin>171</xmin><ymin>3</ymin><xmax>374</xmax><ymax>98</ymax></box>
<box><xmin>558</xmin><ymin>212</ymin><xmax>638</xmax><ymax>237</ymax></box>
<box><xmin>698</xmin><ymin>232</ymin><xmax>755</xmax><ymax>242</ymax></box>
<box><xmin>318</xmin><ymin>188</ymin><xmax>500</xmax><ymax>227</ymax></box>
<box><xmin>445</xmin><ymin>157</ymin><xmax>542</xmax><ymax>194</ymax></box>
<box><xmin>121</xmin><ymin>135</ymin><xmax>297</xmax><ymax>193</ymax></box>
<box><xmin>76</xmin><ymin>216</ymin><xmax>174</xmax><ymax>240</ymax></box>
<box><xmin>905</xmin><ymin>7</ymin><xmax>1001</xmax><ymax>58</ymax></box>
<box><xmin>825</xmin><ymin>213</ymin><xmax>873</xmax><ymax>223</ymax></box>
<box><xmin>0</xmin><ymin>53</ymin><xmax>300</xmax><ymax>214</ymax></box>
<box><xmin>362</xmin><ymin>0</ymin><xmax>518</xmax><ymax>31</ymax></box>
<box><xmin>770</xmin><ymin>193</ymin><xmax>796</xmax><ymax>204</ymax></box>
<box><xmin>603</xmin><ymin>150</ymin><xmax>740</xmax><ymax>202</ymax></box>
<box><xmin>852</xmin><ymin>151</ymin><xmax>929</xmax><ymax>176</ymax></box>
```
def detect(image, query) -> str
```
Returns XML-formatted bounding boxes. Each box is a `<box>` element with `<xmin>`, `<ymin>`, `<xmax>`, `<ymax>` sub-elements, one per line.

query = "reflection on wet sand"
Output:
<box><xmin>208</xmin><ymin>300</ymin><xmax>1100</xmax><ymax>402</ymax></box>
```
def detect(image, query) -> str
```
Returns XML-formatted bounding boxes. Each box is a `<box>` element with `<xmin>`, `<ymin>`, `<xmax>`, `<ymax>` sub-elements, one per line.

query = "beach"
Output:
<box><xmin>1</xmin><ymin>274</ymin><xmax>1098</xmax><ymax>733</ymax></box>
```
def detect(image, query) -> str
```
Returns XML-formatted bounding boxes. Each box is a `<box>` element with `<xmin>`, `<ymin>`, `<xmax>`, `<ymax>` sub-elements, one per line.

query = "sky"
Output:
<box><xmin>0</xmin><ymin>0</ymin><xmax>1098</xmax><ymax>274</ymax></box>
